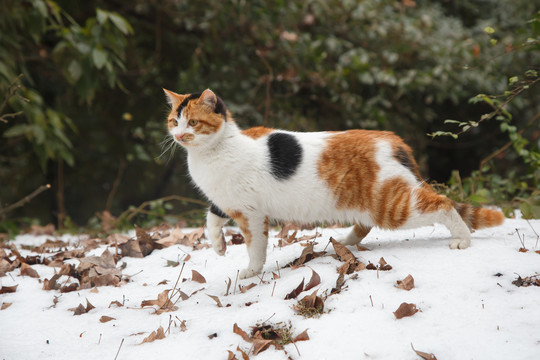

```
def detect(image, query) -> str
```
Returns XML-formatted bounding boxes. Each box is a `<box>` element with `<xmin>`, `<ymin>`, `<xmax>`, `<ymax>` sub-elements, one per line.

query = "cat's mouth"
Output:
<box><xmin>174</xmin><ymin>133</ymin><xmax>195</xmax><ymax>145</ymax></box>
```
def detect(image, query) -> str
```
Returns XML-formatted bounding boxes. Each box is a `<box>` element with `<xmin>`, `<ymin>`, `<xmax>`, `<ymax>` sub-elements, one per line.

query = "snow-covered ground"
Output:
<box><xmin>1</xmin><ymin>219</ymin><xmax>539</xmax><ymax>360</ymax></box>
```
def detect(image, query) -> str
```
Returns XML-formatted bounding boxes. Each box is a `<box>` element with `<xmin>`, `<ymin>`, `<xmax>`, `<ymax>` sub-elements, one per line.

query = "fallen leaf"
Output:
<box><xmin>394</xmin><ymin>302</ymin><xmax>418</xmax><ymax>319</ymax></box>
<box><xmin>356</xmin><ymin>244</ymin><xmax>370</xmax><ymax>251</ymax></box>
<box><xmin>239</xmin><ymin>283</ymin><xmax>257</xmax><ymax>294</ymax></box>
<box><xmin>141</xmin><ymin>289</ymin><xmax>176</xmax><ymax>312</ymax></box>
<box><xmin>294</xmin><ymin>290</ymin><xmax>325</xmax><ymax>317</ymax></box>
<box><xmin>26</xmin><ymin>224</ymin><xmax>55</xmax><ymax>236</ymax></box>
<box><xmin>207</xmin><ymin>294</ymin><xmax>223</xmax><ymax>307</ymax></box>
<box><xmin>253</xmin><ymin>339</ymin><xmax>273</xmax><ymax>355</ymax></box>
<box><xmin>330</xmin><ymin>273</ymin><xmax>346</xmax><ymax>295</ymax></box>
<box><xmin>208</xmin><ymin>333</ymin><xmax>218</xmax><ymax>339</ymax></box>
<box><xmin>411</xmin><ymin>343</ymin><xmax>438</xmax><ymax>360</ymax></box>
<box><xmin>43</xmin><ymin>274</ymin><xmax>61</xmax><ymax>291</ymax></box>
<box><xmin>191</xmin><ymin>270</ymin><xmax>206</xmax><ymax>283</ymax></box>
<box><xmin>20</xmin><ymin>263</ymin><xmax>39</xmax><ymax>278</ymax></box>
<box><xmin>293</xmin><ymin>328</ymin><xmax>310</xmax><ymax>342</ymax></box>
<box><xmin>288</xmin><ymin>244</ymin><xmax>325</xmax><ymax>267</ymax></box>
<box><xmin>99</xmin><ymin>316</ymin><xmax>115</xmax><ymax>323</ymax></box>
<box><xmin>179</xmin><ymin>320</ymin><xmax>187</xmax><ymax>332</ymax></box>
<box><xmin>277</xmin><ymin>222</ymin><xmax>299</xmax><ymax>238</ymax></box>
<box><xmin>72</xmin><ymin>303</ymin><xmax>87</xmax><ymax>316</ymax></box>
<box><xmin>330</xmin><ymin>238</ymin><xmax>356</xmax><ymax>262</ymax></box>
<box><xmin>397</xmin><ymin>274</ymin><xmax>415</xmax><ymax>291</ymax></box>
<box><xmin>109</xmin><ymin>300</ymin><xmax>123</xmax><ymax>308</ymax></box>
<box><xmin>303</xmin><ymin>268</ymin><xmax>321</xmax><ymax>292</ymax></box>
<box><xmin>119</xmin><ymin>238</ymin><xmax>143</xmax><ymax>258</ymax></box>
<box><xmin>1</xmin><ymin>302</ymin><xmax>12</xmax><ymax>310</ymax></box>
<box><xmin>140</xmin><ymin>326</ymin><xmax>166</xmax><ymax>344</ymax></box>
<box><xmin>135</xmin><ymin>226</ymin><xmax>160</xmax><ymax>256</ymax></box>
<box><xmin>284</xmin><ymin>278</ymin><xmax>305</xmax><ymax>300</ymax></box>
<box><xmin>236</xmin><ymin>346</ymin><xmax>249</xmax><ymax>360</ymax></box>
<box><xmin>378</xmin><ymin>257</ymin><xmax>392</xmax><ymax>271</ymax></box>
<box><xmin>227</xmin><ymin>350</ymin><xmax>238</xmax><ymax>360</ymax></box>
<box><xmin>233</xmin><ymin>323</ymin><xmax>251</xmax><ymax>343</ymax></box>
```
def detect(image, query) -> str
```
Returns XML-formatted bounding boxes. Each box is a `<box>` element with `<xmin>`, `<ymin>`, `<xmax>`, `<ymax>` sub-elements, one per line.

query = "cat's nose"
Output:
<box><xmin>174</xmin><ymin>133</ymin><xmax>184</xmax><ymax>141</ymax></box>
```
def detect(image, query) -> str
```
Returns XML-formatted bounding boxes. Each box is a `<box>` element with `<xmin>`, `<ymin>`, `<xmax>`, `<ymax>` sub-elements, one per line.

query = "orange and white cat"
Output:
<box><xmin>164</xmin><ymin>88</ymin><xmax>504</xmax><ymax>278</ymax></box>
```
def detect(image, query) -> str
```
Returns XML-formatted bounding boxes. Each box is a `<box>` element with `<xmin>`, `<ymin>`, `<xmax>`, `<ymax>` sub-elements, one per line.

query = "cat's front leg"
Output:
<box><xmin>206</xmin><ymin>205</ymin><xmax>229</xmax><ymax>256</ymax></box>
<box><xmin>229</xmin><ymin>211</ymin><xmax>269</xmax><ymax>279</ymax></box>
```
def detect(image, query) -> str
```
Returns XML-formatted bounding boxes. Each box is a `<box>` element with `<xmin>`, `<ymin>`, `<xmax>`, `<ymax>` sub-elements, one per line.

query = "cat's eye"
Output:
<box><xmin>170</xmin><ymin>119</ymin><xmax>178</xmax><ymax>127</ymax></box>
<box><xmin>189</xmin><ymin>119</ymin><xmax>199</xmax><ymax>126</ymax></box>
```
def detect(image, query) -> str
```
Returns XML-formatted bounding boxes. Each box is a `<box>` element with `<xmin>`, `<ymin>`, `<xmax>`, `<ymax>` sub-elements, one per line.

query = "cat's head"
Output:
<box><xmin>163</xmin><ymin>88</ymin><xmax>228</xmax><ymax>148</ymax></box>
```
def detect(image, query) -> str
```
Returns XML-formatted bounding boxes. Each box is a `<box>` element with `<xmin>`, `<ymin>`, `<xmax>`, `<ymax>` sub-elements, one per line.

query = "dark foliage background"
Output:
<box><xmin>1</xmin><ymin>0</ymin><xmax>539</xmax><ymax>232</ymax></box>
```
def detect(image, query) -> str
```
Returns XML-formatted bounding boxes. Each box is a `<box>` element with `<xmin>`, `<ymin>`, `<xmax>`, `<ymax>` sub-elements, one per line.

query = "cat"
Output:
<box><xmin>163</xmin><ymin>88</ymin><xmax>505</xmax><ymax>279</ymax></box>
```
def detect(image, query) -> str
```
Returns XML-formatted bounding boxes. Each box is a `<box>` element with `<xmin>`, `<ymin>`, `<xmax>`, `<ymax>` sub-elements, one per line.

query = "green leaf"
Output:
<box><xmin>508</xmin><ymin>76</ymin><xmax>519</xmax><ymax>85</ymax></box>
<box><xmin>108</xmin><ymin>13</ymin><xmax>133</xmax><ymax>35</ymax></box>
<box><xmin>96</xmin><ymin>8</ymin><xmax>108</xmax><ymax>24</ymax></box>
<box><xmin>68</xmin><ymin>60</ymin><xmax>82</xmax><ymax>82</ymax></box>
<box><xmin>484</xmin><ymin>26</ymin><xmax>495</xmax><ymax>34</ymax></box>
<box><xmin>92</xmin><ymin>47</ymin><xmax>108</xmax><ymax>69</ymax></box>
<box><xmin>3</xmin><ymin>124</ymin><xmax>31</xmax><ymax>138</ymax></box>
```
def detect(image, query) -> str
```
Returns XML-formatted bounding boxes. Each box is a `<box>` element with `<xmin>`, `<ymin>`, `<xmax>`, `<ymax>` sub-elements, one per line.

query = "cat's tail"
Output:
<box><xmin>453</xmin><ymin>202</ymin><xmax>505</xmax><ymax>230</ymax></box>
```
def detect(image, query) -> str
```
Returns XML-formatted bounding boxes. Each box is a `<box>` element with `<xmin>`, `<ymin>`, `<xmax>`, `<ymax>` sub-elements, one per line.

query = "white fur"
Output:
<box><xmin>170</xmin><ymin>117</ymin><xmax>472</xmax><ymax>278</ymax></box>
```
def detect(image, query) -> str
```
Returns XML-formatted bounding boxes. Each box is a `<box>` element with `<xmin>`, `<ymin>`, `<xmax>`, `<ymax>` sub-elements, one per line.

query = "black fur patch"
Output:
<box><xmin>267</xmin><ymin>132</ymin><xmax>302</xmax><ymax>180</ymax></box>
<box><xmin>176</xmin><ymin>92</ymin><xmax>227</xmax><ymax>119</ymax></box>
<box><xmin>210</xmin><ymin>203</ymin><xmax>229</xmax><ymax>219</ymax></box>
<box><xmin>395</xmin><ymin>146</ymin><xmax>417</xmax><ymax>174</ymax></box>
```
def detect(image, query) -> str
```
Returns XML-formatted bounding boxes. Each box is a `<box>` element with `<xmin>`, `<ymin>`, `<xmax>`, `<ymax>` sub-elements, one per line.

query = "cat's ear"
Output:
<box><xmin>197</xmin><ymin>89</ymin><xmax>217</xmax><ymax>109</ymax></box>
<box><xmin>163</xmin><ymin>88</ymin><xmax>185</xmax><ymax>108</ymax></box>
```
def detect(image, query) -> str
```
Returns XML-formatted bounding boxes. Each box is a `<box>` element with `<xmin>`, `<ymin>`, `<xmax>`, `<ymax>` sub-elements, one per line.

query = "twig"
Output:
<box><xmin>525</xmin><ymin>220</ymin><xmax>539</xmax><ymax>248</ymax></box>
<box><xmin>233</xmin><ymin>270</ymin><xmax>239</xmax><ymax>295</ymax></box>
<box><xmin>113</xmin><ymin>338</ymin><xmax>124</xmax><ymax>360</ymax></box>
<box><xmin>0</xmin><ymin>74</ymin><xmax>25</xmax><ymax>123</ymax></box>
<box><xmin>105</xmin><ymin>159</ymin><xmax>126</xmax><ymax>213</ymax></box>
<box><xmin>117</xmin><ymin>195</ymin><xmax>207</xmax><ymax>223</ymax></box>
<box><xmin>271</xmin><ymin>281</ymin><xmax>276</xmax><ymax>297</ymax></box>
<box><xmin>0</xmin><ymin>184</ymin><xmax>51</xmax><ymax>217</ymax></box>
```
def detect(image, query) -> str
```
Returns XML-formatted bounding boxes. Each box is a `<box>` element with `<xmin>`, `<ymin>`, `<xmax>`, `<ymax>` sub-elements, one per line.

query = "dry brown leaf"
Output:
<box><xmin>1</xmin><ymin>302</ymin><xmax>12</xmax><ymax>310</ymax></box>
<box><xmin>72</xmin><ymin>303</ymin><xmax>87</xmax><ymax>316</ymax></box>
<box><xmin>239</xmin><ymin>283</ymin><xmax>257</xmax><ymax>294</ymax></box>
<box><xmin>26</xmin><ymin>224</ymin><xmax>55</xmax><ymax>236</ymax></box>
<box><xmin>233</xmin><ymin>323</ymin><xmax>251</xmax><ymax>343</ymax></box>
<box><xmin>253</xmin><ymin>339</ymin><xmax>273</xmax><ymax>355</ymax></box>
<box><xmin>397</xmin><ymin>274</ymin><xmax>415</xmax><ymax>291</ymax></box>
<box><xmin>20</xmin><ymin>263</ymin><xmax>39</xmax><ymax>278</ymax></box>
<box><xmin>141</xmin><ymin>289</ymin><xmax>173</xmax><ymax>308</ymax></box>
<box><xmin>411</xmin><ymin>343</ymin><xmax>438</xmax><ymax>360</ymax></box>
<box><xmin>207</xmin><ymin>294</ymin><xmax>223</xmax><ymax>307</ymax></box>
<box><xmin>99</xmin><ymin>316</ymin><xmax>115</xmax><ymax>323</ymax></box>
<box><xmin>285</xmin><ymin>278</ymin><xmax>305</xmax><ymax>300</ymax></box>
<box><xmin>227</xmin><ymin>351</ymin><xmax>238</xmax><ymax>360</ymax></box>
<box><xmin>109</xmin><ymin>300</ymin><xmax>123</xmax><ymax>308</ymax></box>
<box><xmin>236</xmin><ymin>346</ymin><xmax>250</xmax><ymax>360</ymax></box>
<box><xmin>378</xmin><ymin>257</ymin><xmax>392</xmax><ymax>271</ymax></box>
<box><xmin>330</xmin><ymin>273</ymin><xmax>346</xmax><ymax>295</ymax></box>
<box><xmin>179</xmin><ymin>320</ymin><xmax>187</xmax><ymax>332</ymax></box>
<box><xmin>277</xmin><ymin>222</ymin><xmax>299</xmax><ymax>238</ymax></box>
<box><xmin>330</xmin><ymin>238</ymin><xmax>356</xmax><ymax>263</ymax></box>
<box><xmin>304</xmin><ymin>268</ymin><xmax>321</xmax><ymax>292</ymax></box>
<box><xmin>293</xmin><ymin>329</ymin><xmax>310</xmax><ymax>342</ymax></box>
<box><xmin>356</xmin><ymin>244</ymin><xmax>370</xmax><ymax>251</ymax></box>
<box><xmin>191</xmin><ymin>270</ymin><xmax>207</xmax><ymax>283</ymax></box>
<box><xmin>289</xmin><ymin>243</ymin><xmax>325</xmax><ymax>267</ymax></box>
<box><xmin>43</xmin><ymin>274</ymin><xmax>61</xmax><ymax>291</ymax></box>
<box><xmin>394</xmin><ymin>302</ymin><xmax>418</xmax><ymax>319</ymax></box>
<box><xmin>140</xmin><ymin>326</ymin><xmax>166</xmax><ymax>344</ymax></box>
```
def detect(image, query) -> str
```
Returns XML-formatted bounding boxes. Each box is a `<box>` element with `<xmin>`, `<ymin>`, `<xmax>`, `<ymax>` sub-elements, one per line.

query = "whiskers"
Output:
<box><xmin>157</xmin><ymin>135</ymin><xmax>179</xmax><ymax>163</ymax></box>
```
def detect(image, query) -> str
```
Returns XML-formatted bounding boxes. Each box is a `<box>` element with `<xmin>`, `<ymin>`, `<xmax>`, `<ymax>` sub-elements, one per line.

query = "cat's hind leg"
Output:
<box><xmin>207</xmin><ymin>205</ymin><xmax>229</xmax><ymax>256</ymax></box>
<box><xmin>339</xmin><ymin>223</ymin><xmax>372</xmax><ymax>246</ymax></box>
<box><xmin>413</xmin><ymin>186</ymin><xmax>471</xmax><ymax>249</ymax></box>
<box><xmin>229</xmin><ymin>211</ymin><xmax>269</xmax><ymax>279</ymax></box>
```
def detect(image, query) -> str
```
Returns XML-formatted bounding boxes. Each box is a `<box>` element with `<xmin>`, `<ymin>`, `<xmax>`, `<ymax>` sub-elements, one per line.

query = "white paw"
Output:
<box><xmin>449</xmin><ymin>238</ymin><xmax>470</xmax><ymax>249</ymax></box>
<box><xmin>211</xmin><ymin>235</ymin><xmax>226</xmax><ymax>256</ymax></box>
<box><xmin>239</xmin><ymin>267</ymin><xmax>261</xmax><ymax>279</ymax></box>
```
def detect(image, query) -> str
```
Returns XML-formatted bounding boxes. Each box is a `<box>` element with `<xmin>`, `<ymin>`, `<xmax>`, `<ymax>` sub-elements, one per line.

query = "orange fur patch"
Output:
<box><xmin>183</xmin><ymin>101</ymin><xmax>223</xmax><ymax>135</ymax></box>
<box><xmin>454</xmin><ymin>203</ymin><xmax>504</xmax><ymax>230</ymax></box>
<box><xmin>374</xmin><ymin>177</ymin><xmax>411</xmax><ymax>228</ymax></box>
<box><xmin>318</xmin><ymin>130</ymin><xmax>412</xmax><ymax>211</ymax></box>
<box><xmin>242</xmin><ymin>126</ymin><xmax>274</xmax><ymax>139</ymax></box>
<box><xmin>414</xmin><ymin>186</ymin><xmax>454</xmax><ymax>213</ymax></box>
<box><xmin>353</xmin><ymin>223</ymin><xmax>371</xmax><ymax>239</ymax></box>
<box><xmin>228</xmin><ymin>210</ymin><xmax>252</xmax><ymax>247</ymax></box>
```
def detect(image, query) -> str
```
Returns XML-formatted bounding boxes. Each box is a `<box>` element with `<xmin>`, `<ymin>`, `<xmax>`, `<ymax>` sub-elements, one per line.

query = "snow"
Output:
<box><xmin>1</xmin><ymin>219</ymin><xmax>540</xmax><ymax>360</ymax></box>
